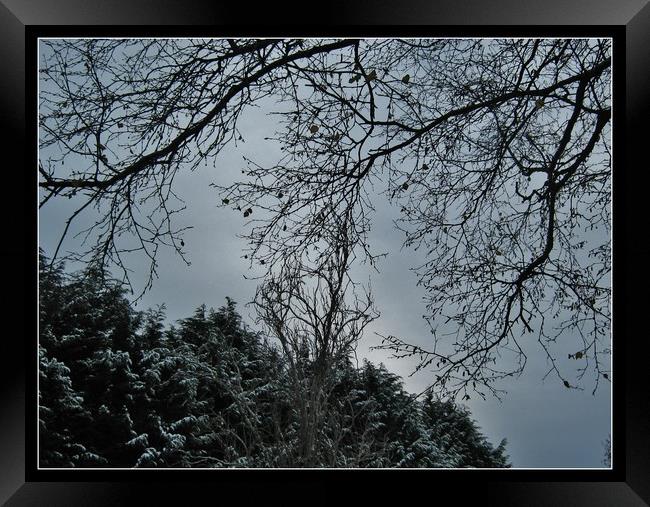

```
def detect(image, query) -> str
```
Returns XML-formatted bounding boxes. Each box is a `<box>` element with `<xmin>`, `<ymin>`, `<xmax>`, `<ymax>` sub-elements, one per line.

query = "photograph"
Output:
<box><xmin>36</xmin><ymin>36</ymin><xmax>613</xmax><ymax>470</ymax></box>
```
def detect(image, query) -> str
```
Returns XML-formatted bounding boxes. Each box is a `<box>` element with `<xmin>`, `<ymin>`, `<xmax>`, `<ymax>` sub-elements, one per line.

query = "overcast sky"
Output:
<box><xmin>38</xmin><ymin>40</ymin><xmax>612</xmax><ymax>468</ymax></box>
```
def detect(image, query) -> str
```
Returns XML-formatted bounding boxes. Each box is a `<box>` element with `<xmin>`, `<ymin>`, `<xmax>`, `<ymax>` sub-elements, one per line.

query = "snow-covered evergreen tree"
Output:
<box><xmin>39</xmin><ymin>253</ymin><xmax>509</xmax><ymax>468</ymax></box>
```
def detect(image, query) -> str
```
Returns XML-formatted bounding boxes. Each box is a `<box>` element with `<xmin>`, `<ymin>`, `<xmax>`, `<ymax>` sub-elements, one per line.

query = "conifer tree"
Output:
<box><xmin>39</xmin><ymin>253</ymin><xmax>510</xmax><ymax>468</ymax></box>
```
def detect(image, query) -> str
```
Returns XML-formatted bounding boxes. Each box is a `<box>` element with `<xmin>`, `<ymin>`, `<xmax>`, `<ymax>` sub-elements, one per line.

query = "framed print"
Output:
<box><xmin>1</xmin><ymin>0</ymin><xmax>649</xmax><ymax>504</ymax></box>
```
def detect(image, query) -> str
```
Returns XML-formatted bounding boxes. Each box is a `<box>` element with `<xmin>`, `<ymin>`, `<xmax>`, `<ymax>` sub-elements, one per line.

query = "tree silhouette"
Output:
<box><xmin>253</xmin><ymin>208</ymin><xmax>378</xmax><ymax>464</ymax></box>
<box><xmin>38</xmin><ymin>253</ymin><xmax>509</xmax><ymax>468</ymax></box>
<box><xmin>602</xmin><ymin>434</ymin><xmax>612</xmax><ymax>467</ymax></box>
<box><xmin>39</xmin><ymin>38</ymin><xmax>612</xmax><ymax>398</ymax></box>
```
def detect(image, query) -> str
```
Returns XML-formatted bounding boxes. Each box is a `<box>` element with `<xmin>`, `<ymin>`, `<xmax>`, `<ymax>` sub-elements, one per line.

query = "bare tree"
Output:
<box><xmin>39</xmin><ymin>38</ymin><xmax>358</xmax><ymax>291</ymax></box>
<box><xmin>39</xmin><ymin>38</ymin><xmax>611</xmax><ymax>398</ymax></box>
<box><xmin>253</xmin><ymin>209</ymin><xmax>378</xmax><ymax>465</ymax></box>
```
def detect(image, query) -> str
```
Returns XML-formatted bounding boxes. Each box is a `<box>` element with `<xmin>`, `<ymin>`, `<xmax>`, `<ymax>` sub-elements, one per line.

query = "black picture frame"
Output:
<box><xmin>2</xmin><ymin>1</ymin><xmax>648</xmax><ymax>504</ymax></box>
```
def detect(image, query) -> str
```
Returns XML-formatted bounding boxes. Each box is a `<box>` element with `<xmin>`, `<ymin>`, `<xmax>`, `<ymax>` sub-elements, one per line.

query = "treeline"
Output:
<box><xmin>38</xmin><ymin>252</ymin><xmax>509</xmax><ymax>468</ymax></box>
